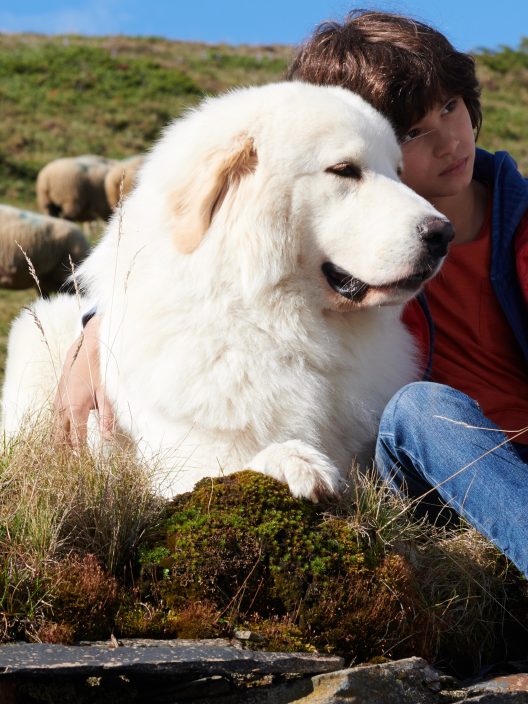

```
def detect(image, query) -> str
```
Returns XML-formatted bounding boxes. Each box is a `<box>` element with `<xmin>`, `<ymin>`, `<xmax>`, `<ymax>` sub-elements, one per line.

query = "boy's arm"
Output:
<box><xmin>52</xmin><ymin>315</ymin><xmax>115</xmax><ymax>446</ymax></box>
<box><xmin>515</xmin><ymin>210</ymin><xmax>528</xmax><ymax>307</ymax></box>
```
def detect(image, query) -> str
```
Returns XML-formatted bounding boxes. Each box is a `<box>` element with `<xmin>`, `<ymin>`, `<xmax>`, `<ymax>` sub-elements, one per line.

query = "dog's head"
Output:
<box><xmin>140</xmin><ymin>82</ymin><xmax>452</xmax><ymax>311</ymax></box>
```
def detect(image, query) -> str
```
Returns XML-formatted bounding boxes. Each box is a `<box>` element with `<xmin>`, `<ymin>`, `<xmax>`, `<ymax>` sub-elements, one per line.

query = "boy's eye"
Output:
<box><xmin>442</xmin><ymin>98</ymin><xmax>458</xmax><ymax>114</ymax></box>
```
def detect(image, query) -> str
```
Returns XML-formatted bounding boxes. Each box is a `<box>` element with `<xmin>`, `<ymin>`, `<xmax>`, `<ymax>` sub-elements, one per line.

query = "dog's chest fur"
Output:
<box><xmin>102</xmin><ymin>289</ymin><xmax>416</xmax><ymax>476</ymax></box>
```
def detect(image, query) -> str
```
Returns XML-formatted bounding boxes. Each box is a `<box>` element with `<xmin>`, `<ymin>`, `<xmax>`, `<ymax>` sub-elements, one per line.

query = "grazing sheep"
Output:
<box><xmin>36</xmin><ymin>155</ymin><xmax>116</xmax><ymax>222</ymax></box>
<box><xmin>104</xmin><ymin>156</ymin><xmax>144</xmax><ymax>210</ymax></box>
<box><xmin>0</xmin><ymin>205</ymin><xmax>90</xmax><ymax>294</ymax></box>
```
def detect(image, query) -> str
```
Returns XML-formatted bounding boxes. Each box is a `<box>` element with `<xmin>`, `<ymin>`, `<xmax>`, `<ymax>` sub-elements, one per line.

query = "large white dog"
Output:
<box><xmin>2</xmin><ymin>82</ymin><xmax>452</xmax><ymax>501</ymax></box>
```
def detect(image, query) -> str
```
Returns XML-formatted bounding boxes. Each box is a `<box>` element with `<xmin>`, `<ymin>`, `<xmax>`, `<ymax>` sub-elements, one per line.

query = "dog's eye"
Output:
<box><xmin>325</xmin><ymin>162</ymin><xmax>362</xmax><ymax>180</ymax></box>
<box><xmin>397</xmin><ymin>164</ymin><xmax>403</xmax><ymax>177</ymax></box>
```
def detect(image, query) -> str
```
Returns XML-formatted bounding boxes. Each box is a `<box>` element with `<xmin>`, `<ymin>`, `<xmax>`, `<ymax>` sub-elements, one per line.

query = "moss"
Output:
<box><xmin>115</xmin><ymin>598</ymin><xmax>225</xmax><ymax>640</ymax></box>
<box><xmin>143</xmin><ymin>471</ymin><xmax>361</xmax><ymax>614</ymax></box>
<box><xmin>137</xmin><ymin>471</ymin><xmax>420</xmax><ymax>661</ymax></box>
<box><xmin>241</xmin><ymin>615</ymin><xmax>315</xmax><ymax>653</ymax></box>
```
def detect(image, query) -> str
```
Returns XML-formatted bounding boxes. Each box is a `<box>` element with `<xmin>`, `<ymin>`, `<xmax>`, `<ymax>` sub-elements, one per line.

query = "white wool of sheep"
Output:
<box><xmin>0</xmin><ymin>204</ymin><xmax>90</xmax><ymax>294</ymax></box>
<box><xmin>36</xmin><ymin>154</ymin><xmax>117</xmax><ymax>222</ymax></box>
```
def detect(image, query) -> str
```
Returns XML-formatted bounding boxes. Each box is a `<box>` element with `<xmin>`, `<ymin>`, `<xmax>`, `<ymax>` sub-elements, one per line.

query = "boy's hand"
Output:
<box><xmin>52</xmin><ymin>315</ymin><xmax>115</xmax><ymax>446</ymax></box>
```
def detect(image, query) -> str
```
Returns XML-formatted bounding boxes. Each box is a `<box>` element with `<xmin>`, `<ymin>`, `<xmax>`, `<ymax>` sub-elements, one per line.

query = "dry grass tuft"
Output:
<box><xmin>339</xmin><ymin>468</ymin><xmax>520</xmax><ymax>669</ymax></box>
<box><xmin>0</xmin><ymin>423</ymin><xmax>164</xmax><ymax>641</ymax></box>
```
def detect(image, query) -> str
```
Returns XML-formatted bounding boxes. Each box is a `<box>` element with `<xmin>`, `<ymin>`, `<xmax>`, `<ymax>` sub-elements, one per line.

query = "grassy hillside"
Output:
<box><xmin>2</xmin><ymin>32</ymin><xmax>528</xmax><ymax>208</ymax></box>
<box><xmin>0</xmin><ymin>34</ymin><xmax>292</xmax><ymax>210</ymax></box>
<box><xmin>477</xmin><ymin>38</ymin><xmax>528</xmax><ymax>167</ymax></box>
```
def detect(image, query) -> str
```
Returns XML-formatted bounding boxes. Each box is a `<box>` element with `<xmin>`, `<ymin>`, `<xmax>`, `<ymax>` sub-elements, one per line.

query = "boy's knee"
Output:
<box><xmin>380</xmin><ymin>381</ymin><xmax>479</xmax><ymax>435</ymax></box>
<box><xmin>382</xmin><ymin>381</ymin><xmax>434</xmax><ymax>421</ymax></box>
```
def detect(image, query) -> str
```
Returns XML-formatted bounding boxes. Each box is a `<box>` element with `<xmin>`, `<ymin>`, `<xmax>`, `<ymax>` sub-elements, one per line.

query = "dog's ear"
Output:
<box><xmin>171</xmin><ymin>134</ymin><xmax>257</xmax><ymax>254</ymax></box>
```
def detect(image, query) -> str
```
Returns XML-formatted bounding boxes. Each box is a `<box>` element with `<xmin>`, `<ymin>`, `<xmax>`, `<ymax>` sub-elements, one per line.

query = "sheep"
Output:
<box><xmin>104</xmin><ymin>155</ymin><xmax>144</xmax><ymax>210</ymax></box>
<box><xmin>0</xmin><ymin>204</ymin><xmax>90</xmax><ymax>295</ymax></box>
<box><xmin>36</xmin><ymin>155</ymin><xmax>117</xmax><ymax>222</ymax></box>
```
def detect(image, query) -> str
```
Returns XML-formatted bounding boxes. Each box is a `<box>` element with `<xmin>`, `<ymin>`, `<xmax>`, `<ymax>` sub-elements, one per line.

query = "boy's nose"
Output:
<box><xmin>418</xmin><ymin>217</ymin><xmax>454</xmax><ymax>258</ymax></box>
<box><xmin>434</xmin><ymin>129</ymin><xmax>459</xmax><ymax>157</ymax></box>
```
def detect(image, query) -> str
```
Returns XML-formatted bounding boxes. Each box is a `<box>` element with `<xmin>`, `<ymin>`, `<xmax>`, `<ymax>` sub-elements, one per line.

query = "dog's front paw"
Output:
<box><xmin>249</xmin><ymin>440</ymin><xmax>345</xmax><ymax>502</ymax></box>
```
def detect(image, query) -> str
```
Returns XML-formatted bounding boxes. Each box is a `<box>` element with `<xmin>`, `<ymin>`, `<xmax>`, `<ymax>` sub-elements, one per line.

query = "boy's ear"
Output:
<box><xmin>170</xmin><ymin>134</ymin><xmax>257</xmax><ymax>254</ymax></box>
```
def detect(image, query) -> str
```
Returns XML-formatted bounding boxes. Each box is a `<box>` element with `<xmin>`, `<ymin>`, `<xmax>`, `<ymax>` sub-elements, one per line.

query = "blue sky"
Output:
<box><xmin>1</xmin><ymin>1</ymin><xmax>527</xmax><ymax>53</ymax></box>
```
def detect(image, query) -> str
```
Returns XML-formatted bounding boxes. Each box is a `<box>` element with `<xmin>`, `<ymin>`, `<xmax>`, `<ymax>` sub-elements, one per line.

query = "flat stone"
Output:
<box><xmin>0</xmin><ymin>640</ymin><xmax>344</xmax><ymax>679</ymax></box>
<box><xmin>290</xmin><ymin>657</ymin><xmax>445</xmax><ymax>703</ymax></box>
<box><xmin>464</xmin><ymin>695</ymin><xmax>528</xmax><ymax>703</ymax></box>
<box><xmin>467</xmin><ymin>673</ymin><xmax>528</xmax><ymax>695</ymax></box>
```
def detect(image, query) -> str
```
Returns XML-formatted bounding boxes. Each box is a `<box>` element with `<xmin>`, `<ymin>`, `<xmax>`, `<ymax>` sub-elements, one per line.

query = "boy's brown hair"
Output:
<box><xmin>287</xmin><ymin>10</ymin><xmax>482</xmax><ymax>141</ymax></box>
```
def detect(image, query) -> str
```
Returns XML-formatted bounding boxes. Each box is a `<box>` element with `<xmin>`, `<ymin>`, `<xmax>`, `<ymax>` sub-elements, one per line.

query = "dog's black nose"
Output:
<box><xmin>418</xmin><ymin>217</ymin><xmax>454</xmax><ymax>259</ymax></box>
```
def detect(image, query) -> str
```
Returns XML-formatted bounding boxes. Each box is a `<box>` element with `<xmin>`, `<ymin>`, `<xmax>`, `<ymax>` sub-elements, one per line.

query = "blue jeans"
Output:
<box><xmin>375</xmin><ymin>382</ymin><xmax>528</xmax><ymax>579</ymax></box>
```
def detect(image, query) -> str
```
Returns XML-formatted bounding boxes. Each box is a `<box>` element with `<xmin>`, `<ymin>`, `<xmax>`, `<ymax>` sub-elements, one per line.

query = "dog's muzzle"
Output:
<box><xmin>322</xmin><ymin>217</ymin><xmax>454</xmax><ymax>302</ymax></box>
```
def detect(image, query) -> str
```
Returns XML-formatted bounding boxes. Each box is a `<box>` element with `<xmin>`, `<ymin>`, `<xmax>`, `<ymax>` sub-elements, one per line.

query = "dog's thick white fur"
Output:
<box><xmin>2</xmin><ymin>82</ymin><xmax>450</xmax><ymax>501</ymax></box>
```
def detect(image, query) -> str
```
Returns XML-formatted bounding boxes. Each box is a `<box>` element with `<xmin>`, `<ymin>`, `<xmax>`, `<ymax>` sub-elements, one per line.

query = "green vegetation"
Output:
<box><xmin>0</xmin><ymin>33</ymin><xmax>291</xmax><ymax>208</ymax></box>
<box><xmin>1</xmin><ymin>438</ymin><xmax>525</xmax><ymax>675</ymax></box>
<box><xmin>478</xmin><ymin>39</ymin><xmax>528</xmax><ymax>168</ymax></box>
<box><xmin>136</xmin><ymin>470</ymin><xmax>514</xmax><ymax>668</ymax></box>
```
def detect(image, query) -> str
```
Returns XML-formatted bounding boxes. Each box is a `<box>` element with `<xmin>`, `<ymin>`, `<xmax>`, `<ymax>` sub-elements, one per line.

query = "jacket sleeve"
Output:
<box><xmin>515</xmin><ymin>209</ymin><xmax>528</xmax><ymax>307</ymax></box>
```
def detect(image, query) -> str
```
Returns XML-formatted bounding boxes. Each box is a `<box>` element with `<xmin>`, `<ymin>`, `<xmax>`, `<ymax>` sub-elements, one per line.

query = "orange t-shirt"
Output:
<box><xmin>425</xmin><ymin>199</ymin><xmax>528</xmax><ymax>445</ymax></box>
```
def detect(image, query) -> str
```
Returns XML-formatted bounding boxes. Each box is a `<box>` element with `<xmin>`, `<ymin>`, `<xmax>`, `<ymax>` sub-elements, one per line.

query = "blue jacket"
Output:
<box><xmin>403</xmin><ymin>148</ymin><xmax>528</xmax><ymax>377</ymax></box>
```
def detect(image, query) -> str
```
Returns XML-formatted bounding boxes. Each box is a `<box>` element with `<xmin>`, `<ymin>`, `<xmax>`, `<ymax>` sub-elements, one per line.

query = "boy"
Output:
<box><xmin>54</xmin><ymin>11</ymin><xmax>528</xmax><ymax>578</ymax></box>
<box><xmin>289</xmin><ymin>11</ymin><xmax>528</xmax><ymax>578</ymax></box>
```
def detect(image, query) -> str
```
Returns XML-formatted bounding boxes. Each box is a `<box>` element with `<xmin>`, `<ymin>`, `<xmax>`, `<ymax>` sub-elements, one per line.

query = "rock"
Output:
<box><xmin>464</xmin><ymin>696</ymin><xmax>528</xmax><ymax>703</ymax></box>
<box><xmin>0</xmin><ymin>639</ymin><xmax>343</xmax><ymax>703</ymax></box>
<box><xmin>233</xmin><ymin>630</ymin><xmax>266</xmax><ymax>643</ymax></box>
<box><xmin>1</xmin><ymin>644</ymin><xmax>527</xmax><ymax>703</ymax></box>
<box><xmin>292</xmin><ymin>657</ymin><xmax>443</xmax><ymax>703</ymax></box>
<box><xmin>290</xmin><ymin>660</ymin><xmax>528</xmax><ymax>704</ymax></box>
<box><xmin>466</xmin><ymin>673</ymin><xmax>528</xmax><ymax>696</ymax></box>
<box><xmin>0</xmin><ymin>640</ymin><xmax>344</xmax><ymax>678</ymax></box>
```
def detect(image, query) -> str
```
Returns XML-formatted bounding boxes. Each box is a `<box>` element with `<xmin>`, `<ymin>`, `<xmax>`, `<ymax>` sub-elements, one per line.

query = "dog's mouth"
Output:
<box><xmin>321</xmin><ymin>261</ymin><xmax>433</xmax><ymax>303</ymax></box>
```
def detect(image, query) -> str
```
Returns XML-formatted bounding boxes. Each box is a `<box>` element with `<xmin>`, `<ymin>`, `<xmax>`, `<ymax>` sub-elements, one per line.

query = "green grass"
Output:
<box><xmin>0</xmin><ymin>289</ymin><xmax>36</xmax><ymax>382</ymax></box>
<box><xmin>0</xmin><ymin>34</ymin><xmax>291</xmax><ymax>208</ymax></box>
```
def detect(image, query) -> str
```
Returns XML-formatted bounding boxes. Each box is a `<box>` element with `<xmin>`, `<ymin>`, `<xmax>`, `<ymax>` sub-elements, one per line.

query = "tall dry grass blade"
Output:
<box><xmin>16</xmin><ymin>241</ymin><xmax>42</xmax><ymax>297</ymax></box>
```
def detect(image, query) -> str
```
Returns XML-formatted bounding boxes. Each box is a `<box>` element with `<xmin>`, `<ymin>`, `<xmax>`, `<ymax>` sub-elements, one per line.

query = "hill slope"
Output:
<box><xmin>1</xmin><ymin>33</ymin><xmax>528</xmax><ymax>211</ymax></box>
<box><xmin>0</xmin><ymin>34</ymin><xmax>292</xmax><ymax>208</ymax></box>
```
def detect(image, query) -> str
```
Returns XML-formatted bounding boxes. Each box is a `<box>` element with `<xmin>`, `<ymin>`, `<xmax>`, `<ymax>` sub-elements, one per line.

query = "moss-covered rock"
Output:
<box><xmin>136</xmin><ymin>471</ymin><xmax>421</xmax><ymax>661</ymax></box>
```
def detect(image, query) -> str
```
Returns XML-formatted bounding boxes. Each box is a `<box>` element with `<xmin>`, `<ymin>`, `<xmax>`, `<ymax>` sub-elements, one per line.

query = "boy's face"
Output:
<box><xmin>399</xmin><ymin>97</ymin><xmax>476</xmax><ymax>202</ymax></box>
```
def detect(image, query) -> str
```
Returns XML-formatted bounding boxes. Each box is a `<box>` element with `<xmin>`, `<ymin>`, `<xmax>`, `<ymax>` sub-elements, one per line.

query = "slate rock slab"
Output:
<box><xmin>0</xmin><ymin>639</ymin><xmax>344</xmax><ymax>678</ymax></box>
<box><xmin>0</xmin><ymin>638</ymin><xmax>343</xmax><ymax>703</ymax></box>
<box><xmin>293</xmin><ymin>658</ymin><xmax>528</xmax><ymax>704</ymax></box>
<box><xmin>292</xmin><ymin>657</ymin><xmax>443</xmax><ymax>704</ymax></box>
<box><xmin>1</xmin><ymin>643</ymin><xmax>527</xmax><ymax>704</ymax></box>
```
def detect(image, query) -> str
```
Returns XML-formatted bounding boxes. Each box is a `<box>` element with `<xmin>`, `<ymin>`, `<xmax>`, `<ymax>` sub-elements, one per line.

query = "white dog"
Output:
<box><xmin>2</xmin><ymin>82</ymin><xmax>452</xmax><ymax>501</ymax></box>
